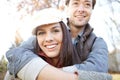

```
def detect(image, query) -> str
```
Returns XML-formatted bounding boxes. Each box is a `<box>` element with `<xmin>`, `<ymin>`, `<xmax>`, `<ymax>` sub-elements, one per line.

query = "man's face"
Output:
<box><xmin>66</xmin><ymin>0</ymin><xmax>93</xmax><ymax>27</ymax></box>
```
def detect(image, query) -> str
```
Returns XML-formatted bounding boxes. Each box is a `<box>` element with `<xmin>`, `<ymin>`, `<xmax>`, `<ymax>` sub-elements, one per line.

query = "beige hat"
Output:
<box><xmin>29</xmin><ymin>8</ymin><xmax>64</xmax><ymax>34</ymax></box>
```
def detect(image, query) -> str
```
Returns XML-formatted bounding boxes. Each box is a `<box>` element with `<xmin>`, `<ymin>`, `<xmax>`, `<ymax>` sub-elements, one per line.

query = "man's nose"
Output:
<box><xmin>78</xmin><ymin>4</ymin><xmax>84</xmax><ymax>12</ymax></box>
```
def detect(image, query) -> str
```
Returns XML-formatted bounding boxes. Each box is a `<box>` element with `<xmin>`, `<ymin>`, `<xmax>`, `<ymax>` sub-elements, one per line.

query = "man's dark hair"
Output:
<box><xmin>65</xmin><ymin>0</ymin><xmax>96</xmax><ymax>9</ymax></box>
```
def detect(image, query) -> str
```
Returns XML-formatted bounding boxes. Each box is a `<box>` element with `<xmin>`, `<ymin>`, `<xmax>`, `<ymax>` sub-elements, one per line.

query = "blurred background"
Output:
<box><xmin>0</xmin><ymin>0</ymin><xmax>120</xmax><ymax>80</ymax></box>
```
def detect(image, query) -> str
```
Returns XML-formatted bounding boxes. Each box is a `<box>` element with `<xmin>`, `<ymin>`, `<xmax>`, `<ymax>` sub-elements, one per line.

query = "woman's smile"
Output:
<box><xmin>45</xmin><ymin>43</ymin><xmax>58</xmax><ymax>51</ymax></box>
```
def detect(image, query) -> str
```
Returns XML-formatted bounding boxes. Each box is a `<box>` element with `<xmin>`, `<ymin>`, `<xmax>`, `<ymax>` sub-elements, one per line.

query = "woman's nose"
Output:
<box><xmin>45</xmin><ymin>33</ymin><xmax>54</xmax><ymax>42</ymax></box>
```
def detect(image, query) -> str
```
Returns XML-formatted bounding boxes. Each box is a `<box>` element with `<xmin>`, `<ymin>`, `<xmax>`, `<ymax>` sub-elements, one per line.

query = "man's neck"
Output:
<box><xmin>70</xmin><ymin>25</ymin><xmax>84</xmax><ymax>38</ymax></box>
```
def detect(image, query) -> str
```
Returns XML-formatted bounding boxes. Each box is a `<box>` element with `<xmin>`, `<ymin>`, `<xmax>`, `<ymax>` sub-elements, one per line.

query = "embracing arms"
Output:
<box><xmin>5</xmin><ymin>36</ymin><xmax>109</xmax><ymax>80</ymax></box>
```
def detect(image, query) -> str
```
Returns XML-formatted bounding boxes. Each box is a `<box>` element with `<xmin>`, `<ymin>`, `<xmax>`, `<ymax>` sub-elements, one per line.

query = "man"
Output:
<box><xmin>5</xmin><ymin>0</ymin><xmax>109</xmax><ymax>80</ymax></box>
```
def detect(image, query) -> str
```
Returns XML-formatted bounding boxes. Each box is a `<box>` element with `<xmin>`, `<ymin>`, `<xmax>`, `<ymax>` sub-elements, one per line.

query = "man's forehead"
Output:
<box><xmin>71</xmin><ymin>0</ymin><xmax>92</xmax><ymax>2</ymax></box>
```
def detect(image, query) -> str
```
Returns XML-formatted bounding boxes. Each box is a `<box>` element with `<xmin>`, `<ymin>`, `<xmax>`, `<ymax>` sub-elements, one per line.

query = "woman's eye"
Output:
<box><xmin>37</xmin><ymin>31</ymin><xmax>45</xmax><ymax>35</ymax></box>
<box><xmin>53</xmin><ymin>29</ymin><xmax>60</xmax><ymax>32</ymax></box>
<box><xmin>52</xmin><ymin>27</ymin><xmax>61</xmax><ymax>33</ymax></box>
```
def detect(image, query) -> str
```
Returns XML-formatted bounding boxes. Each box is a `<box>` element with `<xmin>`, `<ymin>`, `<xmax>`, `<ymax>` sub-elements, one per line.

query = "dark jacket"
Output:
<box><xmin>72</xmin><ymin>24</ymin><xmax>97</xmax><ymax>64</ymax></box>
<box><xmin>72</xmin><ymin>24</ymin><xmax>108</xmax><ymax>72</ymax></box>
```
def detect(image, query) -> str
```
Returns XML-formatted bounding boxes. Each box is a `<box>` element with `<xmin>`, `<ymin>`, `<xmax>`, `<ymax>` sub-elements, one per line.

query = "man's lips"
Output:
<box><xmin>75</xmin><ymin>15</ymin><xmax>85</xmax><ymax>18</ymax></box>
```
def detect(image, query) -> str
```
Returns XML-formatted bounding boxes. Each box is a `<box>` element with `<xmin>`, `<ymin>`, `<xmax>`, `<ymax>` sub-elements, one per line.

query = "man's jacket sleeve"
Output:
<box><xmin>75</xmin><ymin>37</ymin><xmax>108</xmax><ymax>72</ymax></box>
<box><xmin>63</xmin><ymin>38</ymin><xmax>108</xmax><ymax>73</ymax></box>
<box><xmin>6</xmin><ymin>36</ymin><xmax>48</xmax><ymax>77</ymax></box>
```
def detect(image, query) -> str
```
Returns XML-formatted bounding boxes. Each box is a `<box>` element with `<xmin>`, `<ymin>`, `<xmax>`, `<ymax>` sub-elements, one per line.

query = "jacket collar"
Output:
<box><xmin>80</xmin><ymin>23</ymin><xmax>93</xmax><ymax>42</ymax></box>
<box><xmin>66</xmin><ymin>18</ymin><xmax>93</xmax><ymax>41</ymax></box>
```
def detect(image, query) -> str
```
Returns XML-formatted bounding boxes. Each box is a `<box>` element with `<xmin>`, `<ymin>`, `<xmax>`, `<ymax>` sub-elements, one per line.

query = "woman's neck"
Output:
<box><xmin>52</xmin><ymin>58</ymin><xmax>59</xmax><ymax>66</ymax></box>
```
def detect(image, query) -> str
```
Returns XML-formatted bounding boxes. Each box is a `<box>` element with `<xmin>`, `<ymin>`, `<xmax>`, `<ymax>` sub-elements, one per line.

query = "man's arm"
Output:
<box><xmin>17</xmin><ymin>57</ymin><xmax>112</xmax><ymax>80</ymax></box>
<box><xmin>17</xmin><ymin>58</ymin><xmax>78</xmax><ymax>80</ymax></box>
<box><xmin>6</xmin><ymin>36</ymin><xmax>110</xmax><ymax>80</ymax></box>
<box><xmin>6</xmin><ymin>36</ymin><xmax>48</xmax><ymax>76</ymax></box>
<box><xmin>6</xmin><ymin>35</ymin><xmax>78</xmax><ymax>80</ymax></box>
<box><xmin>63</xmin><ymin>38</ymin><xmax>108</xmax><ymax>72</ymax></box>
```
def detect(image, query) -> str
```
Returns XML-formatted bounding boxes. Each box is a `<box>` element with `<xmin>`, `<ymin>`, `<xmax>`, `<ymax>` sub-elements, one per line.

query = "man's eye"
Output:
<box><xmin>74</xmin><ymin>2</ymin><xmax>78</xmax><ymax>5</ymax></box>
<box><xmin>85</xmin><ymin>3</ymin><xmax>91</xmax><ymax>8</ymax></box>
<box><xmin>73</xmin><ymin>2</ymin><xmax>79</xmax><ymax>5</ymax></box>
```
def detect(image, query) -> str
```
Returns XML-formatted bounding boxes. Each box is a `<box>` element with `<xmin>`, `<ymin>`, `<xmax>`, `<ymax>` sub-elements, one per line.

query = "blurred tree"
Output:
<box><xmin>97</xmin><ymin>0</ymin><xmax>120</xmax><ymax>51</ymax></box>
<box><xmin>106</xmin><ymin>0</ymin><xmax>120</xmax><ymax>52</ymax></box>
<box><xmin>6</xmin><ymin>0</ymin><xmax>64</xmax><ymax>19</ymax></box>
<box><xmin>16</xmin><ymin>0</ymin><xmax>62</xmax><ymax>17</ymax></box>
<box><xmin>99</xmin><ymin>0</ymin><xmax>120</xmax><ymax>72</ymax></box>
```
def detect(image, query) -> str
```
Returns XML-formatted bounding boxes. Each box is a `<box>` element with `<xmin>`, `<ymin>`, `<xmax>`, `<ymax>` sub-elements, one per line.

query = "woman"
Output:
<box><xmin>31</xmin><ymin>7</ymin><xmax>76</xmax><ymax>68</ymax></box>
<box><xmin>35</xmin><ymin>22</ymin><xmax>73</xmax><ymax>67</ymax></box>
<box><xmin>5</xmin><ymin>8</ymin><xmax>78</xmax><ymax>80</ymax></box>
<box><xmin>33</xmin><ymin>16</ymin><xmax>78</xmax><ymax>80</ymax></box>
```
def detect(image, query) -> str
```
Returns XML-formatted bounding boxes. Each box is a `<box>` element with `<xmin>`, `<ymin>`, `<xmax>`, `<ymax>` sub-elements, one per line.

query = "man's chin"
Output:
<box><xmin>75</xmin><ymin>22</ymin><xmax>87</xmax><ymax>27</ymax></box>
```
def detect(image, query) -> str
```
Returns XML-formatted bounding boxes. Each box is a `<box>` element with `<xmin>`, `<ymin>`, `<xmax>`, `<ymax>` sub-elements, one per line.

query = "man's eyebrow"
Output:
<box><xmin>72</xmin><ymin>0</ymin><xmax>92</xmax><ymax>3</ymax></box>
<box><xmin>72</xmin><ymin>0</ymin><xmax>79</xmax><ymax>2</ymax></box>
<box><xmin>84</xmin><ymin>0</ymin><xmax>92</xmax><ymax>2</ymax></box>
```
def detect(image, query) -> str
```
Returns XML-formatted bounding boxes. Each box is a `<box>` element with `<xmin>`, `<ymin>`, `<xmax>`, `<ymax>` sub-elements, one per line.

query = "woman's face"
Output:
<box><xmin>36</xmin><ymin>23</ymin><xmax>63</xmax><ymax>59</ymax></box>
